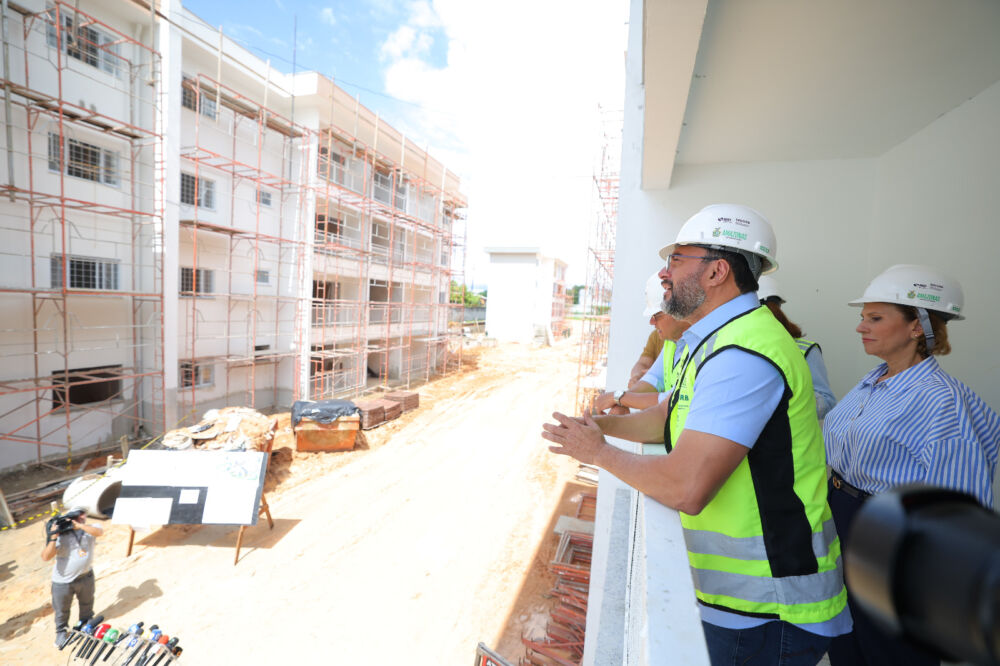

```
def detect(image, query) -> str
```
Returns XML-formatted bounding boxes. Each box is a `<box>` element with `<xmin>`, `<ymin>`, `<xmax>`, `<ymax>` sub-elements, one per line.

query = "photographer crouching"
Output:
<box><xmin>41</xmin><ymin>507</ymin><xmax>103</xmax><ymax>648</ymax></box>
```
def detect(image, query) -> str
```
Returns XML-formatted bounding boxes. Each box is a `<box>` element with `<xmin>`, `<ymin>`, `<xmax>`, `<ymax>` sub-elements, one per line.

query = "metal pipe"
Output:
<box><xmin>2</xmin><ymin>0</ymin><xmax>15</xmax><ymax>200</ymax></box>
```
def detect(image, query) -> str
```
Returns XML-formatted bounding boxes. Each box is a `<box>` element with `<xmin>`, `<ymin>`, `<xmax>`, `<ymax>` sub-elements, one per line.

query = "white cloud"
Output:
<box><xmin>379</xmin><ymin>0</ymin><xmax>629</xmax><ymax>285</ymax></box>
<box><xmin>320</xmin><ymin>7</ymin><xmax>336</xmax><ymax>26</ymax></box>
<box><xmin>380</xmin><ymin>25</ymin><xmax>416</xmax><ymax>60</ymax></box>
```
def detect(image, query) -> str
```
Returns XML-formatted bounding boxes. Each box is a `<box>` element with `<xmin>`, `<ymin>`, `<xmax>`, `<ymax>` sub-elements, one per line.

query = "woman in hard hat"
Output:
<box><xmin>757</xmin><ymin>275</ymin><xmax>836</xmax><ymax>419</ymax></box>
<box><xmin>822</xmin><ymin>264</ymin><xmax>1000</xmax><ymax>666</ymax></box>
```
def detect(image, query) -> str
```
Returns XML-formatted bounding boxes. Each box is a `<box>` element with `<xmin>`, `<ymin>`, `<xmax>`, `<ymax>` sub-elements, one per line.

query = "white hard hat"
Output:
<box><xmin>658</xmin><ymin>204</ymin><xmax>778</xmax><ymax>275</ymax></box>
<box><xmin>643</xmin><ymin>272</ymin><xmax>664</xmax><ymax>317</ymax></box>
<box><xmin>757</xmin><ymin>275</ymin><xmax>784</xmax><ymax>304</ymax></box>
<box><xmin>849</xmin><ymin>264</ymin><xmax>964</xmax><ymax>320</ymax></box>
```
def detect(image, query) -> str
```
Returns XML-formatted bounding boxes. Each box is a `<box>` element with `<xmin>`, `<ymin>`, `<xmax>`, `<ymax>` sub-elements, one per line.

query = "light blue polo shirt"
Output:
<box><xmin>665</xmin><ymin>292</ymin><xmax>851</xmax><ymax>636</ymax></box>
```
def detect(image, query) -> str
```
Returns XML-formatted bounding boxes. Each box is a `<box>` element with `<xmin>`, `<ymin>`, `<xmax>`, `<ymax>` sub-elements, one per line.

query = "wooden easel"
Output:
<box><xmin>124</xmin><ymin>426</ymin><xmax>277</xmax><ymax>565</ymax></box>
<box><xmin>234</xmin><ymin>492</ymin><xmax>273</xmax><ymax>564</ymax></box>
<box><xmin>124</xmin><ymin>492</ymin><xmax>273</xmax><ymax>565</ymax></box>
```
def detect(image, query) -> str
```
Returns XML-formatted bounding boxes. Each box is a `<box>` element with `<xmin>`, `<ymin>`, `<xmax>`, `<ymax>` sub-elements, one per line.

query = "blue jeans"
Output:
<box><xmin>703</xmin><ymin>620</ymin><xmax>830</xmax><ymax>666</ymax></box>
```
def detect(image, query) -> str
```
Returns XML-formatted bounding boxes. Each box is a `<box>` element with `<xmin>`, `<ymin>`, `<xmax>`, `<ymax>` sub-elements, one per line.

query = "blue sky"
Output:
<box><xmin>183</xmin><ymin>0</ymin><xmax>629</xmax><ymax>287</ymax></box>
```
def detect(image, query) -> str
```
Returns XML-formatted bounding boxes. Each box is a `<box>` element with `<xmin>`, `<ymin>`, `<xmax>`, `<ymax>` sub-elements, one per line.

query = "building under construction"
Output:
<box><xmin>0</xmin><ymin>0</ymin><xmax>467</xmax><ymax>473</ymax></box>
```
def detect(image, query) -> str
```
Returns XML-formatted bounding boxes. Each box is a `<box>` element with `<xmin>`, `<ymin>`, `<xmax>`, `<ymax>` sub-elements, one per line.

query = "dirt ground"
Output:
<box><xmin>0</xmin><ymin>335</ymin><xmax>593</xmax><ymax>664</ymax></box>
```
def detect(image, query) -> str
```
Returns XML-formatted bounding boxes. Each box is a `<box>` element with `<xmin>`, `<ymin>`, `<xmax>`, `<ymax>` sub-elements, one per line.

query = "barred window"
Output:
<box><xmin>50</xmin><ymin>255</ymin><xmax>119</xmax><ymax>290</ymax></box>
<box><xmin>180</xmin><ymin>361</ymin><xmax>213</xmax><ymax>388</ymax></box>
<box><xmin>181</xmin><ymin>78</ymin><xmax>217</xmax><ymax>119</ymax></box>
<box><xmin>180</xmin><ymin>267</ymin><xmax>214</xmax><ymax>294</ymax></box>
<box><xmin>45</xmin><ymin>7</ymin><xmax>120</xmax><ymax>76</ymax></box>
<box><xmin>256</xmin><ymin>270</ymin><xmax>269</xmax><ymax>284</ymax></box>
<box><xmin>180</xmin><ymin>173</ymin><xmax>215</xmax><ymax>209</ymax></box>
<box><xmin>257</xmin><ymin>189</ymin><xmax>272</xmax><ymax>207</ymax></box>
<box><xmin>48</xmin><ymin>133</ymin><xmax>119</xmax><ymax>186</ymax></box>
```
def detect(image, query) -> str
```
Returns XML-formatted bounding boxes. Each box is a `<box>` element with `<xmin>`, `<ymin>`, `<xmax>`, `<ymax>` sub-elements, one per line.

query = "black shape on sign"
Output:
<box><xmin>116</xmin><ymin>485</ymin><xmax>209</xmax><ymax>524</ymax></box>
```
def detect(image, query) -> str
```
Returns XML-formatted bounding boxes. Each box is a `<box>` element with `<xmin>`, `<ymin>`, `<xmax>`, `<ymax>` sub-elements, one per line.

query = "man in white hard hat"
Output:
<box><xmin>543</xmin><ymin>204</ymin><xmax>850</xmax><ymax>666</ymax></box>
<box><xmin>593</xmin><ymin>272</ymin><xmax>689</xmax><ymax>414</ymax></box>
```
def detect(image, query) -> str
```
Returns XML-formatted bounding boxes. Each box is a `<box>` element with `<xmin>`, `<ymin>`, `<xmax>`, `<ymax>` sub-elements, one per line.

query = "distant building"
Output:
<box><xmin>484</xmin><ymin>248</ymin><xmax>568</xmax><ymax>343</ymax></box>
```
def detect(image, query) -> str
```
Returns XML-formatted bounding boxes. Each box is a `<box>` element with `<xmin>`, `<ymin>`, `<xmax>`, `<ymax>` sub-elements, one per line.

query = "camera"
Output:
<box><xmin>45</xmin><ymin>508</ymin><xmax>85</xmax><ymax>541</ymax></box>
<box><xmin>845</xmin><ymin>485</ymin><xmax>1000</xmax><ymax>666</ymax></box>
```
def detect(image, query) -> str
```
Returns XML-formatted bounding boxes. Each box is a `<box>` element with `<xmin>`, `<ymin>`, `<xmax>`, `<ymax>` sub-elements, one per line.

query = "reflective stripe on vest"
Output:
<box><xmin>691</xmin><ymin>560</ymin><xmax>846</xmax><ymax>606</ymax></box>
<box><xmin>795</xmin><ymin>337</ymin><xmax>819</xmax><ymax>357</ymax></box>
<box><xmin>666</xmin><ymin>306</ymin><xmax>846</xmax><ymax>624</ymax></box>
<box><xmin>683</xmin><ymin>517</ymin><xmax>839</xmax><ymax>563</ymax></box>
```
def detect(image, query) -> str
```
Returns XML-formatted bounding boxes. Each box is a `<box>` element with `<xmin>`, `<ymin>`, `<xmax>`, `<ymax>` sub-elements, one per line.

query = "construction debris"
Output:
<box><xmin>520</xmin><ymin>530</ymin><xmax>593</xmax><ymax>666</ymax></box>
<box><xmin>575</xmin><ymin>464</ymin><xmax>599</xmax><ymax>485</ymax></box>
<box><xmin>159</xmin><ymin>407</ymin><xmax>277</xmax><ymax>453</ymax></box>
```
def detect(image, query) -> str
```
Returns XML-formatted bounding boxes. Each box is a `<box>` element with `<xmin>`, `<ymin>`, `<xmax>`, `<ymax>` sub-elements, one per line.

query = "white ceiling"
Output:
<box><xmin>649</xmin><ymin>0</ymin><xmax>1000</xmax><ymax>170</ymax></box>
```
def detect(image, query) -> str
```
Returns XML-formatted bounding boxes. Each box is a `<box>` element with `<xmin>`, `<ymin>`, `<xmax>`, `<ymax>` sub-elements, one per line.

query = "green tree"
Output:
<box><xmin>449</xmin><ymin>281</ymin><xmax>483</xmax><ymax>307</ymax></box>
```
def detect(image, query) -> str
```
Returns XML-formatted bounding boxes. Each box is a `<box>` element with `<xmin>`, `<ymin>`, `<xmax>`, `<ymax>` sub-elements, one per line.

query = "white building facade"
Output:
<box><xmin>0</xmin><ymin>0</ymin><xmax>466</xmax><ymax>472</ymax></box>
<box><xmin>483</xmin><ymin>247</ymin><xmax>568</xmax><ymax>344</ymax></box>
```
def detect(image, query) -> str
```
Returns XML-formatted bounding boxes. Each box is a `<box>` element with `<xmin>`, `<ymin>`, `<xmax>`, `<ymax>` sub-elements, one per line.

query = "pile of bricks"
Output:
<box><xmin>353</xmin><ymin>401</ymin><xmax>386</xmax><ymax>430</ymax></box>
<box><xmin>384</xmin><ymin>390</ymin><xmax>419</xmax><ymax>412</ymax></box>
<box><xmin>380</xmin><ymin>398</ymin><xmax>403</xmax><ymax>421</ymax></box>
<box><xmin>520</xmin><ymin>530</ymin><xmax>593</xmax><ymax>665</ymax></box>
<box><xmin>352</xmin><ymin>393</ymin><xmax>412</xmax><ymax>430</ymax></box>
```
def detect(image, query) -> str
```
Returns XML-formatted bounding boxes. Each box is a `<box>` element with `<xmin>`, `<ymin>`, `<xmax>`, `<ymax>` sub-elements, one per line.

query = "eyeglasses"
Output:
<box><xmin>664</xmin><ymin>253</ymin><xmax>717</xmax><ymax>270</ymax></box>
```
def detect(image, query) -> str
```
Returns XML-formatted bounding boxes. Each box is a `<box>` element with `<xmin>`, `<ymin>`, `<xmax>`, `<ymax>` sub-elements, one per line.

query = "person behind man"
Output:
<box><xmin>757</xmin><ymin>275</ymin><xmax>837</xmax><ymax>418</ymax></box>
<box><xmin>42</xmin><ymin>507</ymin><xmax>103</xmax><ymax>648</ymax></box>
<box><xmin>594</xmin><ymin>272</ymin><xmax>689</xmax><ymax>414</ymax></box>
<box><xmin>543</xmin><ymin>204</ymin><xmax>850</xmax><ymax>666</ymax></box>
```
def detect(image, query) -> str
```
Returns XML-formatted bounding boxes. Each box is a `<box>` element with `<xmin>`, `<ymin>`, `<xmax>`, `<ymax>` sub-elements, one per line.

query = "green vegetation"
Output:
<box><xmin>449</xmin><ymin>281</ymin><xmax>484</xmax><ymax>307</ymax></box>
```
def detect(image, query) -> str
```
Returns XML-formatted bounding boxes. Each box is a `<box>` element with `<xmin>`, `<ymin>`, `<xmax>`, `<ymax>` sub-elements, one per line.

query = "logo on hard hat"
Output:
<box><xmin>907</xmin><ymin>290</ymin><xmax>916</xmax><ymax>299</ymax></box>
<box><xmin>712</xmin><ymin>227</ymin><xmax>721</xmax><ymax>238</ymax></box>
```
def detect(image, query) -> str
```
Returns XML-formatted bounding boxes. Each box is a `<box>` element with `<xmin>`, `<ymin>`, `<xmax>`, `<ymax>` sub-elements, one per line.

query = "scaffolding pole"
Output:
<box><xmin>575</xmin><ymin>107</ymin><xmax>622</xmax><ymax>415</ymax></box>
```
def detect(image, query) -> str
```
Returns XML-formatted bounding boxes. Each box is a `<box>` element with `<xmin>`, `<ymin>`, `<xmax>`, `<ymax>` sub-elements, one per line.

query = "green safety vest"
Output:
<box><xmin>660</xmin><ymin>339</ymin><xmax>678</xmax><ymax>389</ymax></box>
<box><xmin>666</xmin><ymin>306</ymin><xmax>846</xmax><ymax>624</ymax></box>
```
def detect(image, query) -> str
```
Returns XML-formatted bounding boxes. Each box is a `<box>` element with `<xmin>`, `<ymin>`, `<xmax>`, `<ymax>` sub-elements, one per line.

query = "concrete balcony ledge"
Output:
<box><xmin>587</xmin><ymin>437</ymin><xmax>709</xmax><ymax>665</ymax></box>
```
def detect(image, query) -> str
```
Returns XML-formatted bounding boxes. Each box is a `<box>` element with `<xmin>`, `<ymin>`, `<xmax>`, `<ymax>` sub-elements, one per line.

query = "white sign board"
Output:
<box><xmin>112</xmin><ymin>450</ymin><xmax>268</xmax><ymax>527</ymax></box>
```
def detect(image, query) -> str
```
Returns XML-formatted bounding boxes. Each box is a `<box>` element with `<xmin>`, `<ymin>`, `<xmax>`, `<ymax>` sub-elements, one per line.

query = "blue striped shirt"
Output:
<box><xmin>823</xmin><ymin>356</ymin><xmax>1000</xmax><ymax>507</ymax></box>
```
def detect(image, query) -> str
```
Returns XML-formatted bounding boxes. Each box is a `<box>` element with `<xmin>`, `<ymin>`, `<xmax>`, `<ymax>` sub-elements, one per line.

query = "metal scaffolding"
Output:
<box><xmin>574</xmin><ymin>107</ymin><xmax>621</xmax><ymax>414</ymax></box>
<box><xmin>308</xmin><ymin>83</ymin><xmax>467</xmax><ymax>400</ymax></box>
<box><xmin>0</xmin><ymin>1</ymin><xmax>469</xmax><ymax>476</ymax></box>
<box><xmin>0</xmin><ymin>0</ymin><xmax>165</xmax><ymax>469</ymax></box>
<box><xmin>178</xmin><ymin>72</ymin><xmax>310</xmax><ymax>418</ymax></box>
